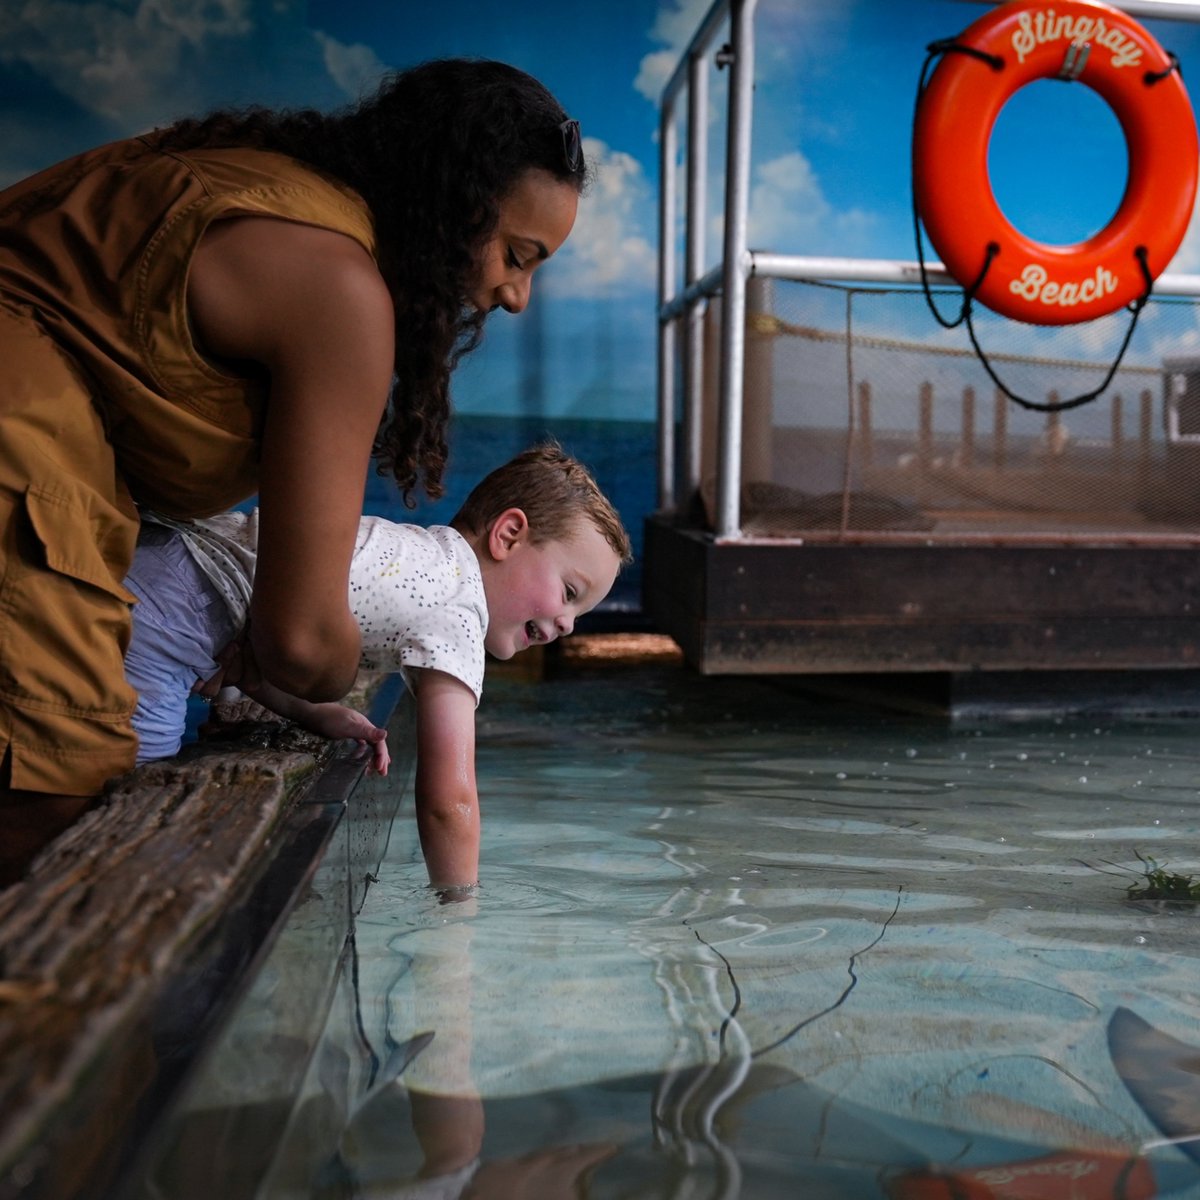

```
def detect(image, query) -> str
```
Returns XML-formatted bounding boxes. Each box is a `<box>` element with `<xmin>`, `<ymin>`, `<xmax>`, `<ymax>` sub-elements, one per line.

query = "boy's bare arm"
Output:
<box><xmin>412</xmin><ymin>669</ymin><xmax>480</xmax><ymax>890</ymax></box>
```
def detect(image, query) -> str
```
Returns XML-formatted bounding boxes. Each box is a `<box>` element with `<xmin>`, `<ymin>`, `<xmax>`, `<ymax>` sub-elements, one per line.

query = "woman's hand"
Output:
<box><xmin>231</xmin><ymin>673</ymin><xmax>391</xmax><ymax>775</ymax></box>
<box><xmin>303</xmin><ymin>704</ymin><xmax>391</xmax><ymax>775</ymax></box>
<box><xmin>192</xmin><ymin>624</ymin><xmax>263</xmax><ymax>698</ymax></box>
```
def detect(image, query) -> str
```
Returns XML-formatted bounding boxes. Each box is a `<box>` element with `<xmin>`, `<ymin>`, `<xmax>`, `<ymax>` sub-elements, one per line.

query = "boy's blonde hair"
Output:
<box><xmin>452</xmin><ymin>442</ymin><xmax>633</xmax><ymax>564</ymax></box>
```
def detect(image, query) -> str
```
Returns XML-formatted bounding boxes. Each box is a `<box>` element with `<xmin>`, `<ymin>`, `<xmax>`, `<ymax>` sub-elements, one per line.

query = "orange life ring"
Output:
<box><xmin>913</xmin><ymin>0</ymin><xmax>1199</xmax><ymax>326</ymax></box>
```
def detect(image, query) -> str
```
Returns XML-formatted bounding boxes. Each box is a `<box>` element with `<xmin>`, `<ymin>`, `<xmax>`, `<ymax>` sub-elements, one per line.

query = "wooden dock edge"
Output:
<box><xmin>0</xmin><ymin>672</ymin><xmax>413</xmax><ymax>1200</ymax></box>
<box><xmin>643</xmin><ymin>514</ymin><xmax>1200</xmax><ymax>675</ymax></box>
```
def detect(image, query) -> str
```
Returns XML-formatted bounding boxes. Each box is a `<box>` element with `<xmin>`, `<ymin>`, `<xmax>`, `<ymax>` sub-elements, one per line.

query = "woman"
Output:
<box><xmin>0</xmin><ymin>58</ymin><xmax>586</xmax><ymax>879</ymax></box>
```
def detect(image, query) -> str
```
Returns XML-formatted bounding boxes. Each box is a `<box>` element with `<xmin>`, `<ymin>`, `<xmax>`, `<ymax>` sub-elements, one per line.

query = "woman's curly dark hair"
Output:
<box><xmin>155</xmin><ymin>59</ymin><xmax>587</xmax><ymax>503</ymax></box>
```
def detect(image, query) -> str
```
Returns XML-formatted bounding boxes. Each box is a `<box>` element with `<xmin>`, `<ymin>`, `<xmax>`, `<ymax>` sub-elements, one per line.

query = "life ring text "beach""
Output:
<box><xmin>913</xmin><ymin>0</ymin><xmax>1198</xmax><ymax>326</ymax></box>
<box><xmin>1009</xmin><ymin>262</ymin><xmax>1118</xmax><ymax>309</ymax></box>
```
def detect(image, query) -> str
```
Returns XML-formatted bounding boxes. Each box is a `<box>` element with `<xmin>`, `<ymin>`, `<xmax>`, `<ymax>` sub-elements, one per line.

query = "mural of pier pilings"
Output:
<box><xmin>694</xmin><ymin>277</ymin><xmax>1200</xmax><ymax>542</ymax></box>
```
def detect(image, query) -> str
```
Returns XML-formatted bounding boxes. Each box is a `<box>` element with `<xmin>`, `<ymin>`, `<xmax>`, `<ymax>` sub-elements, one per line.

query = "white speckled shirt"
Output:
<box><xmin>143</xmin><ymin>509</ymin><xmax>488</xmax><ymax>704</ymax></box>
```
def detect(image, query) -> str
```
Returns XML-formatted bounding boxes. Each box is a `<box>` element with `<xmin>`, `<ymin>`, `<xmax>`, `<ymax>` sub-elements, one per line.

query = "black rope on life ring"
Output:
<box><xmin>965</xmin><ymin>245</ymin><xmax>1154</xmax><ymax>414</ymax></box>
<box><xmin>911</xmin><ymin>41</ymin><xmax>1003</xmax><ymax>330</ymax></box>
<box><xmin>1145</xmin><ymin>51</ymin><xmax>1182</xmax><ymax>86</ymax></box>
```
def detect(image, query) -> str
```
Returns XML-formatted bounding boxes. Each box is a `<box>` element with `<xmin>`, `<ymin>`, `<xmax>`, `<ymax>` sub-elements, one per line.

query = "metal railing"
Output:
<box><xmin>657</xmin><ymin>0</ymin><xmax>1200</xmax><ymax>539</ymax></box>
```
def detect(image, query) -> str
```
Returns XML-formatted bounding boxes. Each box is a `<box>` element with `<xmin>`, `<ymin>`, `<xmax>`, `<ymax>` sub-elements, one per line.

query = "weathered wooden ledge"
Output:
<box><xmin>0</xmin><ymin>674</ymin><xmax>411</xmax><ymax>1200</ymax></box>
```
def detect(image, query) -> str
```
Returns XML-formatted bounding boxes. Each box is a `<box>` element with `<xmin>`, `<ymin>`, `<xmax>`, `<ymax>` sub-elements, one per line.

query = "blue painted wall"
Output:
<box><xmin>6</xmin><ymin>0</ymin><xmax>1200</xmax><ymax>610</ymax></box>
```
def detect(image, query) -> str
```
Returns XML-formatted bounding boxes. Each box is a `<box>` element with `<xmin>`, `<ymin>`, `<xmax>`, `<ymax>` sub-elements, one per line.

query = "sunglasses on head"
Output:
<box><xmin>559</xmin><ymin>118</ymin><xmax>582</xmax><ymax>174</ymax></box>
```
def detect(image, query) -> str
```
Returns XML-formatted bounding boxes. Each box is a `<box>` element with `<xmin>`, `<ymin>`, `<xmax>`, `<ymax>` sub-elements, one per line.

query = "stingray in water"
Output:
<box><xmin>310</xmin><ymin>1027</ymin><xmax>1200</xmax><ymax>1200</ymax></box>
<box><xmin>1109</xmin><ymin>1006</ymin><xmax>1200</xmax><ymax>1168</ymax></box>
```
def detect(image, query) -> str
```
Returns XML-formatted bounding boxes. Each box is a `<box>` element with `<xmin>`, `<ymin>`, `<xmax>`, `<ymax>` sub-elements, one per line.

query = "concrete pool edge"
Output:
<box><xmin>0</xmin><ymin>672</ymin><xmax>413</xmax><ymax>1200</ymax></box>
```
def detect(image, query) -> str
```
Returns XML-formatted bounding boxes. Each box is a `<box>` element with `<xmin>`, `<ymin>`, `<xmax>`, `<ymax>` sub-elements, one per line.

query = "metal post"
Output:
<box><xmin>683</xmin><ymin>50</ymin><xmax>709</xmax><ymax>503</ymax></box>
<box><xmin>1139</xmin><ymin>388</ymin><xmax>1153</xmax><ymax>491</ymax></box>
<box><xmin>993</xmin><ymin>387</ymin><xmax>1007</xmax><ymax>471</ymax></box>
<box><xmin>657</xmin><ymin>104</ymin><xmax>679</xmax><ymax>511</ymax></box>
<box><xmin>961</xmin><ymin>385</ymin><xmax>976</xmax><ymax>467</ymax></box>
<box><xmin>714</xmin><ymin>0</ymin><xmax>758</xmax><ymax>539</ymax></box>
<box><xmin>859</xmin><ymin>381</ymin><xmax>874</xmax><ymax>468</ymax></box>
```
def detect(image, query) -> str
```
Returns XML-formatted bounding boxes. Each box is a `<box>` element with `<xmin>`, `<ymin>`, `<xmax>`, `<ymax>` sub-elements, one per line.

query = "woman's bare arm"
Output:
<box><xmin>188</xmin><ymin>217</ymin><xmax>395</xmax><ymax>700</ymax></box>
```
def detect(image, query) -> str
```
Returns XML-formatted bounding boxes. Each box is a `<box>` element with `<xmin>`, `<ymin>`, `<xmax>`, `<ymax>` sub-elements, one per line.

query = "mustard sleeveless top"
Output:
<box><xmin>0</xmin><ymin>136</ymin><xmax>378</xmax><ymax>517</ymax></box>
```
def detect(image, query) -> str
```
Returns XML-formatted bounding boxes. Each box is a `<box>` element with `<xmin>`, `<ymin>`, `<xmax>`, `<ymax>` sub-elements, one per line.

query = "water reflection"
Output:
<box><xmin>329</xmin><ymin>890</ymin><xmax>1200</xmax><ymax>1198</ymax></box>
<box><xmin>326</xmin><ymin>900</ymin><xmax>618</xmax><ymax>1198</ymax></box>
<box><xmin>327</xmin><ymin>670</ymin><xmax>1200</xmax><ymax>1196</ymax></box>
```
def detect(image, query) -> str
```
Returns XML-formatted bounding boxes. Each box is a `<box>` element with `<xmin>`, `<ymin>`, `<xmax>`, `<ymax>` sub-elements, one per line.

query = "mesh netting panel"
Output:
<box><xmin>734</xmin><ymin>278</ymin><xmax>1200</xmax><ymax>540</ymax></box>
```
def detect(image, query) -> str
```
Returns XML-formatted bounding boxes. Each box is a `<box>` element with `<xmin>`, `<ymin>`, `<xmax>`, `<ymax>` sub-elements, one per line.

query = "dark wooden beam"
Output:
<box><xmin>0</xmin><ymin>677</ymin><xmax>410</xmax><ymax>1200</ymax></box>
<box><xmin>644</xmin><ymin>517</ymin><xmax>1200</xmax><ymax>674</ymax></box>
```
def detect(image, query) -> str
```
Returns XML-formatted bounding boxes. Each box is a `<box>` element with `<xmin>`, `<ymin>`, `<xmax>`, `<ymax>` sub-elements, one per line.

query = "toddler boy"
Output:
<box><xmin>124</xmin><ymin>443</ymin><xmax>631</xmax><ymax>889</ymax></box>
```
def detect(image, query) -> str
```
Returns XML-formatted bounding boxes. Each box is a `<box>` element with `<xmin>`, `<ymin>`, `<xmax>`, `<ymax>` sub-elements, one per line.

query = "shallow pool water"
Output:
<box><xmin>140</xmin><ymin>665</ymin><xmax>1200</xmax><ymax>1198</ymax></box>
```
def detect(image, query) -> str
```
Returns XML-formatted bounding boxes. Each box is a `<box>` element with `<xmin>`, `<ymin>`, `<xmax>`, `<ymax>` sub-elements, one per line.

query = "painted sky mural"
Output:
<box><xmin>4</xmin><ymin>0</ymin><xmax>1200</xmax><ymax>424</ymax></box>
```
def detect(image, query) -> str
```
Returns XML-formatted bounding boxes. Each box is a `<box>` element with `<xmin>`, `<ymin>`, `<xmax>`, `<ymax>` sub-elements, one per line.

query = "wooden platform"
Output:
<box><xmin>643</xmin><ymin>514</ymin><xmax>1200</xmax><ymax>676</ymax></box>
<box><xmin>0</xmin><ymin>675</ymin><xmax>412</xmax><ymax>1200</ymax></box>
